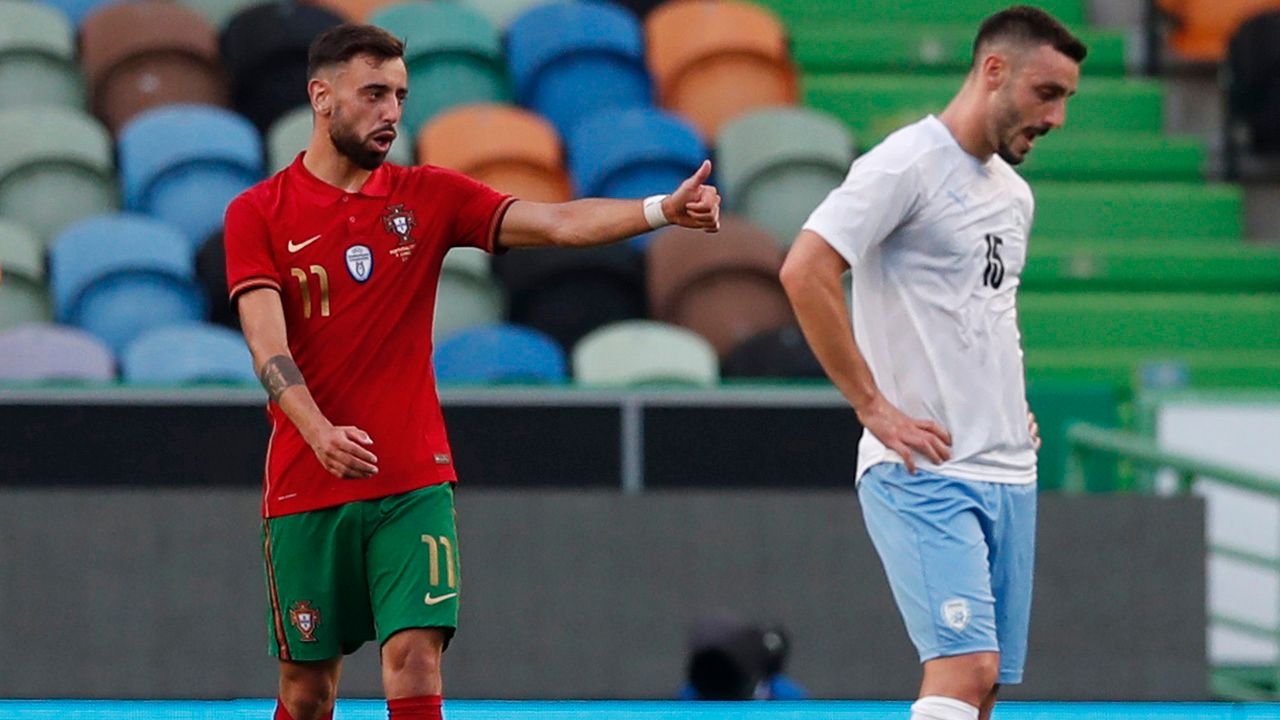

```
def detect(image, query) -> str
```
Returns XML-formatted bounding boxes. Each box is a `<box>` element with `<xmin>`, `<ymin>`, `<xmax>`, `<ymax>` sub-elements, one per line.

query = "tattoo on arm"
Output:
<box><xmin>260</xmin><ymin>355</ymin><xmax>305</xmax><ymax>402</ymax></box>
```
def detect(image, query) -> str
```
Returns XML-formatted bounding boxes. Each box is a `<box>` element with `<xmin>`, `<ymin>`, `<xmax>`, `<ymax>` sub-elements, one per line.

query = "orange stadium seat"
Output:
<box><xmin>80</xmin><ymin>0</ymin><xmax>227</xmax><ymax>134</ymax></box>
<box><xmin>647</xmin><ymin>215</ymin><xmax>793</xmax><ymax>358</ymax></box>
<box><xmin>1158</xmin><ymin>0</ymin><xmax>1280</xmax><ymax>61</ymax></box>
<box><xmin>645</xmin><ymin>0</ymin><xmax>796</xmax><ymax>139</ymax></box>
<box><xmin>418</xmin><ymin>103</ymin><xmax>571</xmax><ymax>202</ymax></box>
<box><xmin>303</xmin><ymin>0</ymin><xmax>395</xmax><ymax>22</ymax></box>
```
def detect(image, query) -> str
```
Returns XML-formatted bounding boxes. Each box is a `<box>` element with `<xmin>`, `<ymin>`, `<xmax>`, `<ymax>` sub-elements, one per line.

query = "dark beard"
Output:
<box><xmin>330</xmin><ymin>125</ymin><xmax>388</xmax><ymax>171</ymax></box>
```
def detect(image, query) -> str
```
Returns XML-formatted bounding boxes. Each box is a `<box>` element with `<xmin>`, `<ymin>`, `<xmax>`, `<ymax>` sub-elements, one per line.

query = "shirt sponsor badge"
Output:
<box><xmin>345</xmin><ymin>244</ymin><xmax>373</xmax><ymax>282</ymax></box>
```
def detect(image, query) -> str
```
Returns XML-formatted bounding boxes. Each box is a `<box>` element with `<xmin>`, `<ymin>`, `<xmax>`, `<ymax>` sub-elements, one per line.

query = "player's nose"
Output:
<box><xmin>1045</xmin><ymin>100</ymin><xmax>1067</xmax><ymax>130</ymax></box>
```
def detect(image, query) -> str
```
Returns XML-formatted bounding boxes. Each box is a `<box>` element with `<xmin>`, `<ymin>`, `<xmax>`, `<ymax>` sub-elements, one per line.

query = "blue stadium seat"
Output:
<box><xmin>35</xmin><ymin>0</ymin><xmax>118</xmax><ymax>26</ymax></box>
<box><xmin>121</xmin><ymin>321</ymin><xmax>255</xmax><ymax>384</ymax></box>
<box><xmin>0</xmin><ymin>321</ymin><xmax>115</xmax><ymax>382</ymax></box>
<box><xmin>49</xmin><ymin>213</ymin><xmax>206</xmax><ymax>353</ymax></box>
<box><xmin>434</xmin><ymin>324</ymin><xmax>567</xmax><ymax>384</ymax></box>
<box><xmin>118</xmin><ymin>104</ymin><xmax>263</xmax><ymax>248</ymax></box>
<box><xmin>568</xmin><ymin>107</ymin><xmax>705</xmax><ymax>248</ymax></box>
<box><xmin>506</xmin><ymin>0</ymin><xmax>651</xmax><ymax>138</ymax></box>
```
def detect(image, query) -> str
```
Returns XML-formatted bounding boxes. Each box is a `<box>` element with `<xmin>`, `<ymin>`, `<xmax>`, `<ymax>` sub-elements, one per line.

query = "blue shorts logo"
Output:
<box><xmin>346</xmin><ymin>245</ymin><xmax>373</xmax><ymax>282</ymax></box>
<box><xmin>942</xmin><ymin>598</ymin><xmax>972</xmax><ymax>631</ymax></box>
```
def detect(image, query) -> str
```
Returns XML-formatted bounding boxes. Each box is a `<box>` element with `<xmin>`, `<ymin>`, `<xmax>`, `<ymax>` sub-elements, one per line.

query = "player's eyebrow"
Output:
<box><xmin>1037</xmin><ymin>81</ymin><xmax>1075</xmax><ymax>98</ymax></box>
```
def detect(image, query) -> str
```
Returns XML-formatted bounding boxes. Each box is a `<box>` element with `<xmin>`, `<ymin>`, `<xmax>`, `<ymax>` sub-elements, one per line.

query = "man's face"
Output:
<box><xmin>988</xmin><ymin>44</ymin><xmax>1079</xmax><ymax>165</ymax></box>
<box><xmin>317</xmin><ymin>53</ymin><xmax>408</xmax><ymax>170</ymax></box>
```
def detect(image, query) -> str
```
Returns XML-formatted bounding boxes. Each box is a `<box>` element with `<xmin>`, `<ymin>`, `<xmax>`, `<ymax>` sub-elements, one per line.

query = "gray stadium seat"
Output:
<box><xmin>0</xmin><ymin>321</ymin><xmax>115</xmax><ymax>382</ymax></box>
<box><xmin>573</xmin><ymin>319</ymin><xmax>719</xmax><ymax>386</ymax></box>
<box><xmin>0</xmin><ymin>0</ymin><xmax>84</xmax><ymax>110</ymax></box>
<box><xmin>0</xmin><ymin>219</ymin><xmax>51</xmax><ymax>329</ymax></box>
<box><xmin>434</xmin><ymin>247</ymin><xmax>504</xmax><ymax>343</ymax></box>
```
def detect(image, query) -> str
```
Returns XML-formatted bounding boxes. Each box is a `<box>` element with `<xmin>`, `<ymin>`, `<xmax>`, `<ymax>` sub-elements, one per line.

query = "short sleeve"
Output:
<box><xmin>802</xmin><ymin>154</ymin><xmax>922</xmax><ymax>267</ymax></box>
<box><xmin>224</xmin><ymin>193</ymin><xmax>281</xmax><ymax>304</ymax></box>
<box><xmin>437</xmin><ymin>168</ymin><xmax>516</xmax><ymax>253</ymax></box>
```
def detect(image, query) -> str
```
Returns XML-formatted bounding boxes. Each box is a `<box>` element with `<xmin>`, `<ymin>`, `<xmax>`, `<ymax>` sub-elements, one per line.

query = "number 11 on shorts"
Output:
<box><xmin>421</xmin><ymin>534</ymin><xmax>457</xmax><ymax>605</ymax></box>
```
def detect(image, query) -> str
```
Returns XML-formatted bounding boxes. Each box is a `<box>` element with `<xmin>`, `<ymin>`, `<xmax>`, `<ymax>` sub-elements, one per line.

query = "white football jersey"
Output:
<box><xmin>804</xmin><ymin>115</ymin><xmax>1037</xmax><ymax>485</ymax></box>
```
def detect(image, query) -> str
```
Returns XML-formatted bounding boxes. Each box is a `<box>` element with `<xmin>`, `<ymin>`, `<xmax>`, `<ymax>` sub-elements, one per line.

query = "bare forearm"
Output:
<box><xmin>542</xmin><ymin>198</ymin><xmax>654</xmax><ymax>248</ymax></box>
<box><xmin>783</xmin><ymin>273</ymin><xmax>881</xmax><ymax>412</ymax></box>
<box><xmin>256</xmin><ymin>354</ymin><xmax>331</xmax><ymax>442</ymax></box>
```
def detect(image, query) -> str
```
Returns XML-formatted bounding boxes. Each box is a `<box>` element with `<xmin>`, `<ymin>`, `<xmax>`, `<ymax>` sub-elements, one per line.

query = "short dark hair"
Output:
<box><xmin>973</xmin><ymin>5</ymin><xmax>1088</xmax><ymax>66</ymax></box>
<box><xmin>307</xmin><ymin>24</ymin><xmax>405</xmax><ymax>78</ymax></box>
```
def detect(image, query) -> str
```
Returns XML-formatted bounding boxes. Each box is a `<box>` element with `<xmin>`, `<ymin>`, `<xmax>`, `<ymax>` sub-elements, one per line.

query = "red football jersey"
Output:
<box><xmin>225</xmin><ymin>155</ymin><xmax>514</xmax><ymax>517</ymax></box>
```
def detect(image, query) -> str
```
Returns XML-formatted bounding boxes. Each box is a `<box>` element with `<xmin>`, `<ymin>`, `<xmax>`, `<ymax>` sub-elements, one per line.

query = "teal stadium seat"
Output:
<box><xmin>0</xmin><ymin>220</ymin><xmax>51</xmax><ymax>329</ymax></box>
<box><xmin>717</xmin><ymin>107</ymin><xmax>854</xmax><ymax>245</ymax></box>
<box><xmin>1031</xmin><ymin>183</ymin><xmax>1242</xmax><ymax>239</ymax></box>
<box><xmin>573</xmin><ymin>320</ymin><xmax>720</xmax><ymax>387</ymax></box>
<box><xmin>434</xmin><ymin>247</ymin><xmax>505</xmax><ymax>343</ymax></box>
<box><xmin>0</xmin><ymin>0</ymin><xmax>84</xmax><ymax>110</ymax></box>
<box><xmin>462</xmin><ymin>0</ymin><xmax>545</xmax><ymax>29</ymax></box>
<box><xmin>0</xmin><ymin>106</ymin><xmax>117</xmax><ymax>243</ymax></box>
<box><xmin>267</xmin><ymin>104</ymin><xmax>412</xmax><ymax>172</ymax></box>
<box><xmin>370</xmin><ymin>1</ymin><xmax>510</xmax><ymax>135</ymax></box>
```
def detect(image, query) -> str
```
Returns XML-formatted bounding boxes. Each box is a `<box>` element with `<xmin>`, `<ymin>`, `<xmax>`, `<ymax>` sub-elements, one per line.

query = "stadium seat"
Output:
<box><xmin>267</xmin><ymin>104</ymin><xmax>413</xmax><ymax>172</ymax></box>
<box><xmin>645</xmin><ymin>0</ymin><xmax>797</xmax><ymax>139</ymax></box>
<box><xmin>0</xmin><ymin>322</ymin><xmax>115</xmax><ymax>382</ymax></box>
<box><xmin>36</xmin><ymin>0</ymin><xmax>119</xmax><ymax>27</ymax></box>
<box><xmin>49</xmin><ymin>213</ymin><xmax>206</xmax><ymax>353</ymax></box>
<box><xmin>0</xmin><ymin>106</ymin><xmax>117</xmax><ymax>243</ymax></box>
<box><xmin>195</xmin><ymin>231</ymin><xmax>238</xmax><ymax>329</ymax></box>
<box><xmin>0</xmin><ymin>220</ymin><xmax>51</xmax><ymax>330</ymax></box>
<box><xmin>1024</xmin><ymin>347</ymin><xmax>1280</xmax><ymax>389</ymax></box>
<box><xmin>647</xmin><ymin>216</ymin><xmax>792</xmax><ymax>358</ymax></box>
<box><xmin>463</xmin><ymin>0</ymin><xmax>545</xmax><ymax>29</ymax></box>
<box><xmin>121</xmin><ymin>322</ymin><xmax>255</xmax><ymax>384</ymax></box>
<box><xmin>717</xmin><ymin>108</ymin><xmax>853</xmax><ymax>245</ymax></box>
<box><xmin>721</xmin><ymin>324</ymin><xmax>824</xmax><ymax>380</ymax></box>
<box><xmin>804</xmin><ymin>75</ymin><xmax>1165</xmax><ymax>146</ymax></box>
<box><xmin>220</xmin><ymin>1</ymin><xmax>345</xmax><ymax>133</ymax></box>
<box><xmin>179</xmin><ymin>0</ymin><xmax>265</xmax><ymax>29</ymax></box>
<box><xmin>434</xmin><ymin>323</ymin><xmax>567</xmax><ymax>383</ymax></box>
<box><xmin>507</xmin><ymin>1</ymin><xmax>651</xmax><ymax>138</ymax></box>
<box><xmin>1157</xmin><ymin>0</ymin><xmax>1280</xmax><ymax>62</ymax></box>
<box><xmin>434</xmin><ymin>247</ymin><xmax>504</xmax><ymax>343</ymax></box>
<box><xmin>792</xmin><ymin>24</ymin><xmax>1127</xmax><ymax>76</ymax></box>
<box><xmin>1224</xmin><ymin>10</ymin><xmax>1280</xmax><ymax>173</ymax></box>
<box><xmin>118</xmin><ymin>105</ymin><xmax>263</xmax><ymax>248</ymax></box>
<box><xmin>418</xmin><ymin>103</ymin><xmax>571</xmax><ymax>202</ymax></box>
<box><xmin>750</xmin><ymin>0</ymin><xmax>1086</xmax><ymax>28</ymax></box>
<box><xmin>1023</xmin><ymin>240</ymin><xmax>1280</xmax><ymax>292</ymax></box>
<box><xmin>0</xmin><ymin>0</ymin><xmax>84</xmax><ymax>110</ymax></box>
<box><xmin>613</xmin><ymin>0</ymin><xmax>665</xmax><ymax>19</ymax></box>
<box><xmin>1032</xmin><ymin>183</ymin><xmax>1243</xmax><ymax>240</ymax></box>
<box><xmin>370</xmin><ymin>1</ymin><xmax>510</xmax><ymax>134</ymax></box>
<box><xmin>80</xmin><ymin>0</ymin><xmax>228</xmax><ymax>134</ymax></box>
<box><xmin>493</xmin><ymin>243</ymin><xmax>646</xmax><ymax>351</ymax></box>
<box><xmin>568</xmin><ymin>108</ymin><xmax>706</xmax><ymax>248</ymax></box>
<box><xmin>573</xmin><ymin>319</ymin><xmax>718</xmax><ymax>386</ymax></box>
<box><xmin>1017</xmin><ymin>131</ymin><xmax>1204</xmax><ymax>182</ymax></box>
<box><xmin>306</xmin><ymin>0</ymin><xmax>394</xmax><ymax>22</ymax></box>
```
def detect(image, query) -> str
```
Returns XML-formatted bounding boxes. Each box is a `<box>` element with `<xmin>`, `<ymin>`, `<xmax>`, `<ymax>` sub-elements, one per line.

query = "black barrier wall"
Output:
<box><xmin>0</xmin><ymin>489</ymin><xmax>1206</xmax><ymax>701</ymax></box>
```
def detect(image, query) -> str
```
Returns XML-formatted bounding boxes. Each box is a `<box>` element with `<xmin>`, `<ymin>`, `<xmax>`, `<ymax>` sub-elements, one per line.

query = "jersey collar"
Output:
<box><xmin>289</xmin><ymin>152</ymin><xmax>393</xmax><ymax>202</ymax></box>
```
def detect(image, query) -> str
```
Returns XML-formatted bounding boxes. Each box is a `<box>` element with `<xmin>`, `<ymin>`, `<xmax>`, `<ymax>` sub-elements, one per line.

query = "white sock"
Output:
<box><xmin>910</xmin><ymin>695</ymin><xmax>980</xmax><ymax>720</ymax></box>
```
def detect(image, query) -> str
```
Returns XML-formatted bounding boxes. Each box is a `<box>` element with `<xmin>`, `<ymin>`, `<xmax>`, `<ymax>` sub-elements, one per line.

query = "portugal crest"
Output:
<box><xmin>289</xmin><ymin>600</ymin><xmax>321</xmax><ymax>642</ymax></box>
<box><xmin>383</xmin><ymin>204</ymin><xmax>418</xmax><ymax>261</ymax></box>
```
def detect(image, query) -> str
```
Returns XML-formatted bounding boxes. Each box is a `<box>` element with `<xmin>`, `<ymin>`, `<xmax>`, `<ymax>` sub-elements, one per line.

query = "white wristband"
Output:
<box><xmin>643</xmin><ymin>194</ymin><xmax>670</xmax><ymax>230</ymax></box>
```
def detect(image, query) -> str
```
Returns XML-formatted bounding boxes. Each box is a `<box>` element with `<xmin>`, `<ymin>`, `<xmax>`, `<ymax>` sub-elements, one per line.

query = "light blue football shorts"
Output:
<box><xmin>858</xmin><ymin>462</ymin><xmax>1036</xmax><ymax>684</ymax></box>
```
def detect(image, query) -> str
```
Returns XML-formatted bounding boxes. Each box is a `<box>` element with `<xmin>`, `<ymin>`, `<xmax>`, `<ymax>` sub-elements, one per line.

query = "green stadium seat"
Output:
<box><xmin>573</xmin><ymin>320</ymin><xmax>720</xmax><ymax>387</ymax></box>
<box><xmin>793</xmin><ymin>24</ymin><xmax>1126</xmax><ymax>76</ymax></box>
<box><xmin>717</xmin><ymin>107</ymin><xmax>854</xmax><ymax>245</ymax></box>
<box><xmin>750</xmin><ymin>0</ymin><xmax>1086</xmax><ymax>27</ymax></box>
<box><xmin>0</xmin><ymin>219</ymin><xmax>52</xmax><ymax>330</ymax></box>
<box><xmin>1025</xmin><ymin>348</ymin><xmax>1280</xmax><ymax>390</ymax></box>
<box><xmin>434</xmin><ymin>247</ymin><xmax>504</xmax><ymax>343</ymax></box>
<box><xmin>1019</xmin><ymin>293</ymin><xmax>1280</xmax><ymax>351</ymax></box>
<box><xmin>1026</xmin><ymin>380</ymin><xmax>1123</xmax><ymax>492</ymax></box>
<box><xmin>1024</xmin><ymin>241</ymin><xmax>1280</xmax><ymax>291</ymax></box>
<box><xmin>0</xmin><ymin>106</ymin><xmax>117</xmax><ymax>244</ymax></box>
<box><xmin>1016</xmin><ymin>132</ymin><xmax>1204</xmax><ymax>182</ymax></box>
<box><xmin>1031</xmin><ymin>183</ymin><xmax>1243</xmax><ymax>240</ymax></box>
<box><xmin>370</xmin><ymin>1</ymin><xmax>510</xmax><ymax>135</ymax></box>
<box><xmin>267</xmin><ymin>105</ymin><xmax>413</xmax><ymax>172</ymax></box>
<box><xmin>0</xmin><ymin>0</ymin><xmax>83</xmax><ymax>110</ymax></box>
<box><xmin>804</xmin><ymin>75</ymin><xmax>1164</xmax><ymax>145</ymax></box>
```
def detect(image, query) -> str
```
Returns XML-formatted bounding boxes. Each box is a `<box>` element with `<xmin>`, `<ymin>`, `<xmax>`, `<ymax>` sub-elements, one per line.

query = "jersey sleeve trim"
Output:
<box><xmin>485</xmin><ymin>196</ymin><xmax>518</xmax><ymax>254</ymax></box>
<box><xmin>229</xmin><ymin>277</ymin><xmax>282</xmax><ymax>303</ymax></box>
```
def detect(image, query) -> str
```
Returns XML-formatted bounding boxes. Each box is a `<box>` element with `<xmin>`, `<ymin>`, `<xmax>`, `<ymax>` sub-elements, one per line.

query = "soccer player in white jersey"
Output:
<box><xmin>780</xmin><ymin>6</ymin><xmax>1085</xmax><ymax>720</ymax></box>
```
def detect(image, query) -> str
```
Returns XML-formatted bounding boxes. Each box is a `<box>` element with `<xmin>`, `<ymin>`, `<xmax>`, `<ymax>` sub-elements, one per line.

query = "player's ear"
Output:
<box><xmin>979</xmin><ymin>50</ymin><xmax>1009</xmax><ymax>91</ymax></box>
<box><xmin>309</xmin><ymin>76</ymin><xmax>333</xmax><ymax>117</ymax></box>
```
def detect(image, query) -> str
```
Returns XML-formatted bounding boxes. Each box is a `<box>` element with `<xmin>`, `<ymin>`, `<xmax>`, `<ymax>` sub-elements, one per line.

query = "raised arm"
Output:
<box><xmin>496</xmin><ymin>160</ymin><xmax>720</xmax><ymax>249</ymax></box>
<box><xmin>780</xmin><ymin>231</ymin><xmax>951</xmax><ymax>473</ymax></box>
<box><xmin>237</xmin><ymin>287</ymin><xmax>379</xmax><ymax>479</ymax></box>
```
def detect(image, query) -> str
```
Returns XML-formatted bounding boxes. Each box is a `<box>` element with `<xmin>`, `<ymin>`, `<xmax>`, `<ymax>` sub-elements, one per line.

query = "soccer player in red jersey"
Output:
<box><xmin>224</xmin><ymin>24</ymin><xmax>720</xmax><ymax>720</ymax></box>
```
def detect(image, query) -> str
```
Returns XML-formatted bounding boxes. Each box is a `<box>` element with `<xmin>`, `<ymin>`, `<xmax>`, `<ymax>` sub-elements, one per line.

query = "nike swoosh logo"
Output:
<box><xmin>424</xmin><ymin>592</ymin><xmax>458</xmax><ymax>606</ymax></box>
<box><xmin>288</xmin><ymin>235</ymin><xmax>321</xmax><ymax>253</ymax></box>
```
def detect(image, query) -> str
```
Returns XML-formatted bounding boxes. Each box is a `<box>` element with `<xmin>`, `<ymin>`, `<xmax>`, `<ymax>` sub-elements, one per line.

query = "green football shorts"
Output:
<box><xmin>261</xmin><ymin>483</ymin><xmax>461</xmax><ymax>662</ymax></box>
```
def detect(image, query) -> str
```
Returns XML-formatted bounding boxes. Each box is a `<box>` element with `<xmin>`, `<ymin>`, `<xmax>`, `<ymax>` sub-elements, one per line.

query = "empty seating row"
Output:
<box><xmin>751</xmin><ymin>0</ymin><xmax>1086</xmax><ymax>28</ymax></box>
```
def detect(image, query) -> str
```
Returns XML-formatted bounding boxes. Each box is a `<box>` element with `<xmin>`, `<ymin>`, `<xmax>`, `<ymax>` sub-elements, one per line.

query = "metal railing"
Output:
<box><xmin>1065</xmin><ymin>423</ymin><xmax>1280</xmax><ymax>700</ymax></box>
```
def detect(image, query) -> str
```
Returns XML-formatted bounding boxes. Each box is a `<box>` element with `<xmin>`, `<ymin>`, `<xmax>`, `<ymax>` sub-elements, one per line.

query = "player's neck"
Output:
<box><xmin>301</xmin><ymin>137</ymin><xmax>374</xmax><ymax>193</ymax></box>
<box><xmin>938</xmin><ymin>86</ymin><xmax>996</xmax><ymax>162</ymax></box>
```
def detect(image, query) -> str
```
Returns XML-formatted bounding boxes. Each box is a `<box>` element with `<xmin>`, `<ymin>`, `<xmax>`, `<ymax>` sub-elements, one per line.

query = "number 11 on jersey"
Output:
<box><xmin>290</xmin><ymin>265</ymin><xmax>331</xmax><ymax>318</ymax></box>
